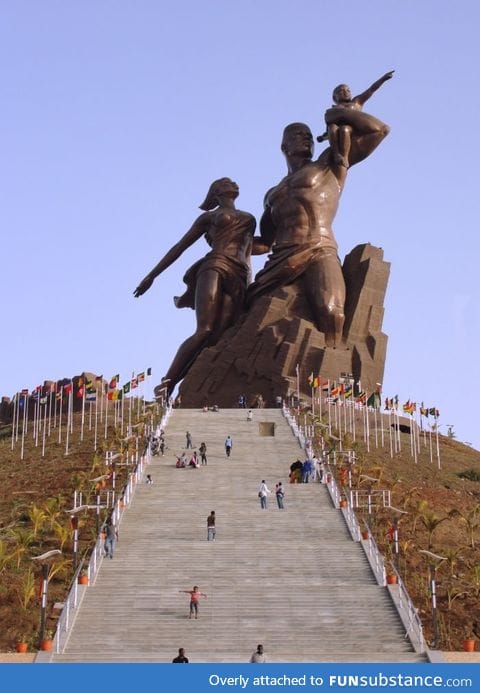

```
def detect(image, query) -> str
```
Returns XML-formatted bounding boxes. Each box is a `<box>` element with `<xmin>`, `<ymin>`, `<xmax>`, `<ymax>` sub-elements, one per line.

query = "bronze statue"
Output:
<box><xmin>134</xmin><ymin>178</ymin><xmax>266</xmax><ymax>393</ymax></box>
<box><xmin>317</xmin><ymin>71</ymin><xmax>394</xmax><ymax>168</ymax></box>
<box><xmin>248</xmin><ymin>93</ymin><xmax>391</xmax><ymax>347</ymax></box>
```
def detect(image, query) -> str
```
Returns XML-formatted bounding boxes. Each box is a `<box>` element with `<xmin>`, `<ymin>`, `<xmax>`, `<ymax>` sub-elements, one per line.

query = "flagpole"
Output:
<box><xmin>80</xmin><ymin>378</ymin><xmax>86</xmax><ymax>442</ymax></box>
<box><xmin>65</xmin><ymin>389</ymin><xmax>72</xmax><ymax>456</ymax></box>
<box><xmin>58</xmin><ymin>387</ymin><xmax>63</xmax><ymax>443</ymax></box>
<box><xmin>11</xmin><ymin>394</ymin><xmax>17</xmax><ymax>451</ymax></box>
<box><xmin>20</xmin><ymin>393</ymin><xmax>28</xmax><ymax>460</ymax></box>
<box><xmin>41</xmin><ymin>399</ymin><xmax>47</xmax><ymax>457</ymax></box>
<box><xmin>94</xmin><ymin>386</ymin><xmax>98</xmax><ymax>451</ymax></box>
<box><xmin>295</xmin><ymin>363</ymin><xmax>300</xmax><ymax>413</ymax></box>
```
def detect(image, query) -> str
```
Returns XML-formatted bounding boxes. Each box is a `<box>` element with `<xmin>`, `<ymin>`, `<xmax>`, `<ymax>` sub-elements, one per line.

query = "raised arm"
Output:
<box><xmin>325</xmin><ymin>106</ymin><xmax>390</xmax><ymax>171</ymax></box>
<box><xmin>133</xmin><ymin>213</ymin><xmax>211</xmax><ymax>297</ymax></box>
<box><xmin>354</xmin><ymin>70</ymin><xmax>394</xmax><ymax>106</ymax></box>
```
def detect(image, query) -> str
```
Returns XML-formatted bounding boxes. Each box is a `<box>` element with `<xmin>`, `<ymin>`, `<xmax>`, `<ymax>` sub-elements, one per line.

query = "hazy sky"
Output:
<box><xmin>2</xmin><ymin>1</ymin><xmax>479</xmax><ymax>450</ymax></box>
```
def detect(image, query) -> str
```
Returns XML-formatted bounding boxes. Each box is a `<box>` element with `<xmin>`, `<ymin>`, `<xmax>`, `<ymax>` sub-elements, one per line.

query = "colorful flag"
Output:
<box><xmin>56</xmin><ymin>391</ymin><xmax>62</xmax><ymax>401</ymax></box>
<box><xmin>344</xmin><ymin>385</ymin><xmax>353</xmax><ymax>398</ymax></box>
<box><xmin>137</xmin><ymin>372</ymin><xmax>145</xmax><ymax>383</ymax></box>
<box><xmin>307</xmin><ymin>372</ymin><xmax>314</xmax><ymax>386</ymax></box>
<box><xmin>40</xmin><ymin>396</ymin><xmax>48</xmax><ymax>405</ymax></box>
<box><xmin>429</xmin><ymin>407</ymin><xmax>439</xmax><ymax>418</ymax></box>
<box><xmin>131</xmin><ymin>377</ymin><xmax>138</xmax><ymax>389</ymax></box>
<box><xmin>420</xmin><ymin>405</ymin><xmax>428</xmax><ymax>417</ymax></box>
<box><xmin>77</xmin><ymin>386</ymin><xmax>84</xmax><ymax>398</ymax></box>
<box><xmin>147</xmin><ymin>367</ymin><xmax>152</xmax><ymax>376</ymax></box>
<box><xmin>367</xmin><ymin>392</ymin><xmax>381</xmax><ymax>409</ymax></box>
<box><xmin>95</xmin><ymin>375</ymin><xmax>103</xmax><ymax>381</ymax></box>
<box><xmin>403</xmin><ymin>400</ymin><xmax>415</xmax><ymax>415</ymax></box>
<box><xmin>86</xmin><ymin>391</ymin><xmax>97</xmax><ymax>402</ymax></box>
<box><xmin>109</xmin><ymin>375</ymin><xmax>120</xmax><ymax>389</ymax></box>
<box><xmin>20</xmin><ymin>389</ymin><xmax>29</xmax><ymax>396</ymax></box>
<box><xmin>355</xmin><ymin>391</ymin><xmax>366</xmax><ymax>404</ymax></box>
<box><xmin>123</xmin><ymin>382</ymin><xmax>131</xmax><ymax>394</ymax></box>
<box><xmin>64</xmin><ymin>382</ymin><xmax>72</xmax><ymax>394</ymax></box>
<box><xmin>85</xmin><ymin>379</ymin><xmax>94</xmax><ymax>389</ymax></box>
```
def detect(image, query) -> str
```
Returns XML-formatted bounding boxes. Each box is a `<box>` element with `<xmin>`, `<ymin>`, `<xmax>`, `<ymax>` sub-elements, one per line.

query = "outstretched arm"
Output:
<box><xmin>355</xmin><ymin>70</ymin><xmax>394</xmax><ymax>106</ymax></box>
<box><xmin>133</xmin><ymin>214</ymin><xmax>210</xmax><ymax>297</ymax></box>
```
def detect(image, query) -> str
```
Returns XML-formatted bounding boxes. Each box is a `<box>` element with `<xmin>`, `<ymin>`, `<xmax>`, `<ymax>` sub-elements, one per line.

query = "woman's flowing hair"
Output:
<box><xmin>199</xmin><ymin>178</ymin><xmax>232</xmax><ymax>211</ymax></box>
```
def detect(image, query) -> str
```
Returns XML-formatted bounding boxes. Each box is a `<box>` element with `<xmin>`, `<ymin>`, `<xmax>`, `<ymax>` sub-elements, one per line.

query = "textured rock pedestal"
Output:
<box><xmin>177</xmin><ymin>243</ymin><xmax>390</xmax><ymax>408</ymax></box>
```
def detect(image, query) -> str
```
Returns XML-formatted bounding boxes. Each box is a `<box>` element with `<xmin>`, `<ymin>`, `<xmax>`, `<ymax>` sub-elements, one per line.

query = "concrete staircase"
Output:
<box><xmin>51</xmin><ymin>408</ymin><xmax>425</xmax><ymax>662</ymax></box>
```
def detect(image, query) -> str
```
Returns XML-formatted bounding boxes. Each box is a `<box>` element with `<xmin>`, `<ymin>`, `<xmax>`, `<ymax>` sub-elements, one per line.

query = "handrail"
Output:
<box><xmin>51</xmin><ymin>445</ymin><xmax>151</xmax><ymax>656</ymax></box>
<box><xmin>283</xmin><ymin>405</ymin><xmax>425</xmax><ymax>654</ymax></box>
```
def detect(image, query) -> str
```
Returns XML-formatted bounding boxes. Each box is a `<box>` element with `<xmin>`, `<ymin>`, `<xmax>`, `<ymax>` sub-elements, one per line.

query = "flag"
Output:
<box><xmin>77</xmin><ymin>386</ymin><xmax>84</xmax><ymax>398</ymax></box>
<box><xmin>420</xmin><ymin>404</ymin><xmax>428</xmax><ymax>417</ymax></box>
<box><xmin>403</xmin><ymin>400</ymin><xmax>415</xmax><ymax>415</ymax></box>
<box><xmin>367</xmin><ymin>392</ymin><xmax>381</xmax><ymax>409</ymax></box>
<box><xmin>85</xmin><ymin>379</ymin><xmax>94</xmax><ymax>389</ymax></box>
<box><xmin>344</xmin><ymin>385</ymin><xmax>353</xmax><ymax>398</ymax></box>
<box><xmin>313</xmin><ymin>376</ymin><xmax>320</xmax><ymax>389</ymax></box>
<box><xmin>20</xmin><ymin>388</ymin><xmax>29</xmax><ymax>397</ymax></box>
<box><xmin>109</xmin><ymin>375</ymin><xmax>120</xmax><ymax>389</ymax></box>
<box><xmin>307</xmin><ymin>372</ymin><xmax>314</xmax><ymax>386</ymax></box>
<box><xmin>355</xmin><ymin>391</ymin><xmax>366</xmax><ymax>404</ymax></box>
<box><xmin>137</xmin><ymin>372</ymin><xmax>145</xmax><ymax>383</ymax></box>
<box><xmin>56</xmin><ymin>391</ymin><xmax>62</xmax><ymax>401</ymax></box>
<box><xmin>384</xmin><ymin>397</ymin><xmax>390</xmax><ymax>411</ymax></box>
<box><xmin>95</xmin><ymin>375</ymin><xmax>103</xmax><ymax>382</ymax></box>
<box><xmin>107</xmin><ymin>390</ymin><xmax>122</xmax><ymax>401</ymax></box>
<box><xmin>64</xmin><ymin>382</ymin><xmax>72</xmax><ymax>394</ymax></box>
<box><xmin>86</xmin><ymin>391</ymin><xmax>97</xmax><ymax>402</ymax></box>
<box><xmin>131</xmin><ymin>377</ymin><xmax>138</xmax><ymax>389</ymax></box>
<box><xmin>39</xmin><ymin>396</ymin><xmax>48</xmax><ymax>405</ymax></box>
<box><xmin>147</xmin><ymin>367</ymin><xmax>152</xmax><ymax>376</ymax></box>
<box><xmin>32</xmin><ymin>389</ymin><xmax>40</xmax><ymax>400</ymax></box>
<box><xmin>123</xmin><ymin>382</ymin><xmax>131</xmax><ymax>394</ymax></box>
<box><xmin>429</xmin><ymin>407</ymin><xmax>439</xmax><ymax>418</ymax></box>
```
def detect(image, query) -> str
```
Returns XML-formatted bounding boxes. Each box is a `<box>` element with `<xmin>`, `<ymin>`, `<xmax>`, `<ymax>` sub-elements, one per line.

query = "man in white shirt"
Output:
<box><xmin>258</xmin><ymin>480</ymin><xmax>271</xmax><ymax>509</ymax></box>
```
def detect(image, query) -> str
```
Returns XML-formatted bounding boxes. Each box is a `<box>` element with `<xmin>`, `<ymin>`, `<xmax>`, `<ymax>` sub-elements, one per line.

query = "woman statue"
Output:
<box><xmin>134</xmin><ymin>178</ymin><xmax>267</xmax><ymax>394</ymax></box>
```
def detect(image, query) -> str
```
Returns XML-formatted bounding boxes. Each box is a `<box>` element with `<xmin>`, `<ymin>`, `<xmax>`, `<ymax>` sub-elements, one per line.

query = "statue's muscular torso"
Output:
<box><xmin>265</xmin><ymin>155</ymin><xmax>343</xmax><ymax>250</ymax></box>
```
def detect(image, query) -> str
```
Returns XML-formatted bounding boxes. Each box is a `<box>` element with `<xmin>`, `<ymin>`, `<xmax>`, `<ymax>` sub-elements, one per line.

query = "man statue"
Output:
<box><xmin>247</xmin><ymin>99</ymin><xmax>391</xmax><ymax>347</ymax></box>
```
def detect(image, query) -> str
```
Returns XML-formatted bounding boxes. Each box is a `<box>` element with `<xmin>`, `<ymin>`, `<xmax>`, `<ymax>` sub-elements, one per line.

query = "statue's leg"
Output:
<box><xmin>163</xmin><ymin>270</ymin><xmax>223</xmax><ymax>391</ymax></box>
<box><xmin>303</xmin><ymin>252</ymin><xmax>345</xmax><ymax>347</ymax></box>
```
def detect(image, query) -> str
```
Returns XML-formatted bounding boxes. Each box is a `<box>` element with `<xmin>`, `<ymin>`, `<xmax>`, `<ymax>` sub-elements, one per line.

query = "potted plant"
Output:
<box><xmin>78</xmin><ymin>570</ymin><xmax>89</xmax><ymax>585</ymax></box>
<box><xmin>463</xmin><ymin>634</ymin><xmax>476</xmax><ymax>652</ymax></box>
<box><xmin>40</xmin><ymin>629</ymin><xmax>54</xmax><ymax>651</ymax></box>
<box><xmin>15</xmin><ymin>635</ymin><xmax>29</xmax><ymax>653</ymax></box>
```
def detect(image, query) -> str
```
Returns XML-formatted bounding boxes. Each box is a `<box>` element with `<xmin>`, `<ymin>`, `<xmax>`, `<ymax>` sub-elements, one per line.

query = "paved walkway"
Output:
<box><xmin>49</xmin><ymin>408</ymin><xmax>425</xmax><ymax>662</ymax></box>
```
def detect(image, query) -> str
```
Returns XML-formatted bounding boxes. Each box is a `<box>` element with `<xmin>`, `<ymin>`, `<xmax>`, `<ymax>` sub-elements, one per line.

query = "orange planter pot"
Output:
<box><xmin>463</xmin><ymin>639</ymin><xmax>475</xmax><ymax>652</ymax></box>
<box><xmin>78</xmin><ymin>575</ymin><xmax>89</xmax><ymax>585</ymax></box>
<box><xmin>339</xmin><ymin>499</ymin><xmax>348</xmax><ymax>508</ymax></box>
<box><xmin>361</xmin><ymin>530</ymin><xmax>369</xmax><ymax>540</ymax></box>
<box><xmin>40</xmin><ymin>639</ymin><xmax>53</xmax><ymax>651</ymax></box>
<box><xmin>15</xmin><ymin>642</ymin><xmax>28</xmax><ymax>653</ymax></box>
<box><xmin>386</xmin><ymin>574</ymin><xmax>398</xmax><ymax>585</ymax></box>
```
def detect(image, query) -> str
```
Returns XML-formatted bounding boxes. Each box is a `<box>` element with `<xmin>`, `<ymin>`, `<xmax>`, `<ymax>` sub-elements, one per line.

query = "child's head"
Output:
<box><xmin>332</xmin><ymin>83</ymin><xmax>352</xmax><ymax>104</ymax></box>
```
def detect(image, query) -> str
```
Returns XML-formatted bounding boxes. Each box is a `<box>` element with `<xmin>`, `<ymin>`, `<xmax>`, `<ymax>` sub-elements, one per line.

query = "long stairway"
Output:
<box><xmin>51</xmin><ymin>408</ymin><xmax>425</xmax><ymax>662</ymax></box>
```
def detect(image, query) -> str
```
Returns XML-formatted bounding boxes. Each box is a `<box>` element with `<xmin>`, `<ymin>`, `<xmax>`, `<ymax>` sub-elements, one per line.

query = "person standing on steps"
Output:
<box><xmin>249</xmin><ymin>644</ymin><xmax>266</xmax><ymax>663</ymax></box>
<box><xmin>186</xmin><ymin>431</ymin><xmax>193</xmax><ymax>448</ymax></box>
<box><xmin>179</xmin><ymin>585</ymin><xmax>207</xmax><ymax>619</ymax></box>
<box><xmin>199</xmin><ymin>441</ymin><xmax>207</xmax><ymax>465</ymax></box>
<box><xmin>225</xmin><ymin>435</ymin><xmax>233</xmax><ymax>457</ymax></box>
<box><xmin>103</xmin><ymin>516</ymin><xmax>118</xmax><ymax>559</ymax></box>
<box><xmin>207</xmin><ymin>510</ymin><xmax>216</xmax><ymax>541</ymax></box>
<box><xmin>258</xmin><ymin>480</ymin><xmax>271</xmax><ymax>509</ymax></box>
<box><xmin>275</xmin><ymin>482</ymin><xmax>285</xmax><ymax>509</ymax></box>
<box><xmin>172</xmin><ymin>647</ymin><xmax>189</xmax><ymax>663</ymax></box>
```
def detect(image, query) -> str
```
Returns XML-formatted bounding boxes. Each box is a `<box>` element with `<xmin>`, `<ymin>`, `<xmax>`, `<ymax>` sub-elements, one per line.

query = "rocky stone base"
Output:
<box><xmin>176</xmin><ymin>244</ymin><xmax>389</xmax><ymax>408</ymax></box>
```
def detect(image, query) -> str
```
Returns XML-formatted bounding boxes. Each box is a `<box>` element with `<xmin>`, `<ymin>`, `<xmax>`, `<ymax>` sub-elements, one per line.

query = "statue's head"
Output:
<box><xmin>332</xmin><ymin>84</ymin><xmax>352</xmax><ymax>104</ymax></box>
<box><xmin>281</xmin><ymin>123</ymin><xmax>314</xmax><ymax>160</ymax></box>
<box><xmin>199</xmin><ymin>177</ymin><xmax>239</xmax><ymax>210</ymax></box>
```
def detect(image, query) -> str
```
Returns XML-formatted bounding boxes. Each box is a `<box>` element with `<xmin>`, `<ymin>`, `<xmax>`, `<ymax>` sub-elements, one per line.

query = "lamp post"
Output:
<box><xmin>66</xmin><ymin>503</ymin><xmax>108</xmax><ymax>569</ymax></box>
<box><xmin>419</xmin><ymin>549</ymin><xmax>447</xmax><ymax>648</ymax></box>
<box><xmin>31</xmin><ymin>549</ymin><xmax>62</xmax><ymax>643</ymax></box>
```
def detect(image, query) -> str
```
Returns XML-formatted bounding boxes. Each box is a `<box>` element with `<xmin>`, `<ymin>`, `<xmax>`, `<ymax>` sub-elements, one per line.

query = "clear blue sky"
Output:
<box><xmin>1</xmin><ymin>1</ymin><xmax>479</xmax><ymax>449</ymax></box>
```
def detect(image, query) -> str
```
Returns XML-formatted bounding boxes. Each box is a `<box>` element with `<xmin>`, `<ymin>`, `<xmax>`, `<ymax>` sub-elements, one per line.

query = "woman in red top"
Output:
<box><xmin>179</xmin><ymin>585</ymin><xmax>207</xmax><ymax>619</ymax></box>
